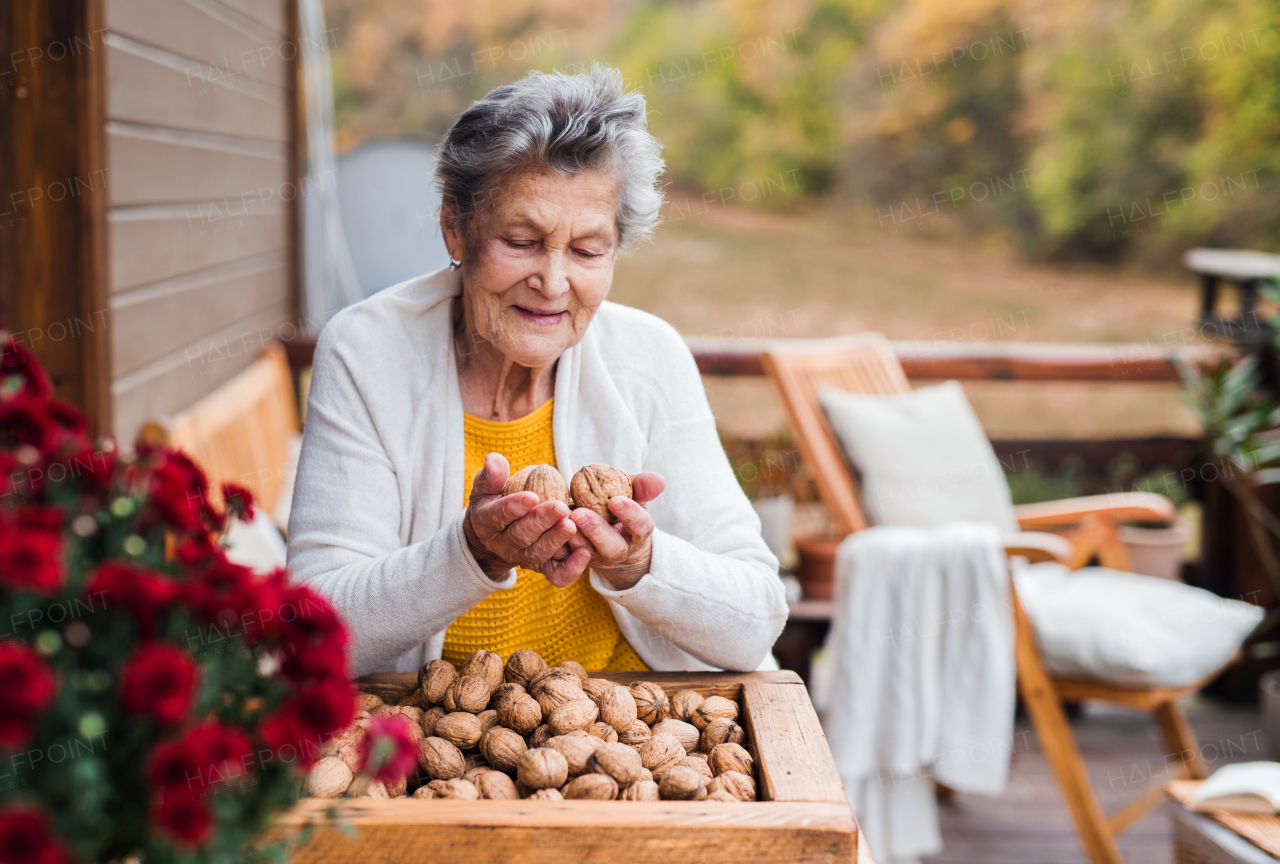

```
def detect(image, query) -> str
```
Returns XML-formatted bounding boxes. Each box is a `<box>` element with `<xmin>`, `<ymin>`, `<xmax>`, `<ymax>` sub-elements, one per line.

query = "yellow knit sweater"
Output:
<box><xmin>442</xmin><ymin>398</ymin><xmax>648</xmax><ymax>672</ymax></box>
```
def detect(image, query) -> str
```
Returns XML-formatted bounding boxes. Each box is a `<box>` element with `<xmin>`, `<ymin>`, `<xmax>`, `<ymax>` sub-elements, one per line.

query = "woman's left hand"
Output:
<box><xmin>551</xmin><ymin>473</ymin><xmax>665</xmax><ymax>590</ymax></box>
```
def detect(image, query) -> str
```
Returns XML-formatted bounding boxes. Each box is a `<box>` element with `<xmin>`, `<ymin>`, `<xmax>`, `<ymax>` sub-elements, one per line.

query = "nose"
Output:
<box><xmin>525</xmin><ymin>247</ymin><xmax>571</xmax><ymax>299</ymax></box>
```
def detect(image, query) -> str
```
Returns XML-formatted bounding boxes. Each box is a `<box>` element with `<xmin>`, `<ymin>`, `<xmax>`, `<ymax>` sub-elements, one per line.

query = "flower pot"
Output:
<box><xmin>1117</xmin><ymin>518</ymin><xmax>1191</xmax><ymax>582</ymax></box>
<box><xmin>794</xmin><ymin>534</ymin><xmax>843</xmax><ymax>600</ymax></box>
<box><xmin>751</xmin><ymin>495</ymin><xmax>795</xmax><ymax>561</ymax></box>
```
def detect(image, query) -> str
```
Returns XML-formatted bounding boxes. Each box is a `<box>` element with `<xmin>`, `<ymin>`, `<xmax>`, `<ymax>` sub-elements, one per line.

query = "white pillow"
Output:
<box><xmin>818</xmin><ymin>381</ymin><xmax>1017</xmax><ymax>531</ymax></box>
<box><xmin>1014</xmin><ymin>562</ymin><xmax>1263</xmax><ymax>688</ymax></box>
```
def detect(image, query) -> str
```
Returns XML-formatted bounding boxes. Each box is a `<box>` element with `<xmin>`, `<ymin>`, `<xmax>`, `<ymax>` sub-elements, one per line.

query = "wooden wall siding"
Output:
<box><xmin>102</xmin><ymin>0</ymin><xmax>295</xmax><ymax>442</ymax></box>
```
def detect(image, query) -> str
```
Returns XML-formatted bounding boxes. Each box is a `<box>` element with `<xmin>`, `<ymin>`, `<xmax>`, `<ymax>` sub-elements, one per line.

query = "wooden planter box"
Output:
<box><xmin>274</xmin><ymin>670</ymin><xmax>864</xmax><ymax>863</ymax></box>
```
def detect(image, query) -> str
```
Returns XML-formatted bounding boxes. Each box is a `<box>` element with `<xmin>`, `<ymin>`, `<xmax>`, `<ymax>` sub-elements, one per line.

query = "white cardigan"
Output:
<box><xmin>287</xmin><ymin>268</ymin><xmax>787</xmax><ymax>677</ymax></box>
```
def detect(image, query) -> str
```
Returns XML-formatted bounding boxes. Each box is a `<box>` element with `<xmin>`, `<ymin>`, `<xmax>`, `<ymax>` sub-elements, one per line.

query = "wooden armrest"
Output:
<box><xmin>1003</xmin><ymin>531</ymin><xmax>1073</xmax><ymax>564</ymax></box>
<box><xmin>1014</xmin><ymin>492</ymin><xmax>1176</xmax><ymax>529</ymax></box>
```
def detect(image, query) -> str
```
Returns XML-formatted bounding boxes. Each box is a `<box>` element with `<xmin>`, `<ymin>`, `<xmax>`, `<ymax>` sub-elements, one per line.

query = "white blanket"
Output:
<box><xmin>822</xmin><ymin>523</ymin><xmax>1015</xmax><ymax>864</ymax></box>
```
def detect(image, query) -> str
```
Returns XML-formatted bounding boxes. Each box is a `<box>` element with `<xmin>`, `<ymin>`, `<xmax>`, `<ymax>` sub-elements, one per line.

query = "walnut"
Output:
<box><xmin>384</xmin><ymin>771</ymin><xmax>409</xmax><ymax>798</ymax></box>
<box><xmin>477</xmin><ymin>709</ymin><xmax>499</xmax><ymax>735</ymax></box>
<box><xmin>347</xmin><ymin>776</ymin><xmax>390</xmax><ymax>798</ymax></box>
<box><xmin>658</xmin><ymin>765</ymin><xmax>707</xmax><ymax>800</ymax></box>
<box><xmin>618</xmin><ymin>719</ymin><xmax>652</xmax><ymax>749</ymax></box>
<box><xmin>527</xmin><ymin>788</ymin><xmax>563</xmax><ymax>801</ymax></box>
<box><xmin>570</xmin><ymin>464</ymin><xmax>632</xmax><ymax>524</ymax></box>
<box><xmin>374</xmin><ymin>705</ymin><xmax>424</xmax><ymax>744</ymax></box>
<box><xmin>705</xmin><ymin>790</ymin><xmax>738</xmax><ymax>803</ymax></box>
<box><xmin>429</xmin><ymin>778</ymin><xmax>480</xmax><ymax>800</ymax></box>
<box><xmin>679</xmin><ymin>754</ymin><xmax>713</xmax><ymax>780</ymax></box>
<box><xmin>497</xmin><ymin>693</ymin><xmax>543</xmax><ymax>735</ymax></box>
<box><xmin>693</xmin><ymin>695</ymin><xmax>739</xmax><ymax>731</ymax></box>
<box><xmin>446</xmin><ymin>675</ymin><xmax>492</xmax><ymax>714</ymax></box>
<box><xmin>535</xmin><ymin>677</ymin><xmax>585</xmax><ymax>716</ymax></box>
<box><xmin>638</xmin><ymin>733</ymin><xmax>685</xmax><ymax>778</ymax></box>
<box><xmin>545</xmin><ymin>732</ymin><xmax>600</xmax><ymax>776</ymax></box>
<box><xmin>707</xmin><ymin>770</ymin><xmax>755</xmax><ymax>801</ymax></box>
<box><xmin>529</xmin><ymin>724</ymin><xmax>552</xmax><ymax>748</ymax></box>
<box><xmin>503</xmin><ymin>649</ymin><xmax>548</xmax><ymax>688</ymax></box>
<box><xmin>460</xmin><ymin>649</ymin><xmax>504</xmax><ymax>693</ymax></box>
<box><xmin>699</xmin><ymin>718</ymin><xmax>746</xmax><ymax>753</ymax></box>
<box><xmin>620</xmin><ymin>779</ymin><xmax>661</xmax><ymax>801</ymax></box>
<box><xmin>320</xmin><ymin>723</ymin><xmax>363</xmax><ymax>759</ymax></box>
<box><xmin>334</xmin><ymin>741</ymin><xmax>363</xmax><ymax>773</ymax></box>
<box><xmin>307</xmin><ymin>757</ymin><xmax>353</xmax><ymax>798</ymax></box>
<box><xmin>479</xmin><ymin>726</ymin><xmax>526</xmax><ymax>773</ymax></box>
<box><xmin>417</xmin><ymin>736</ymin><xmax>465</xmax><ymax>779</ymax></box>
<box><xmin>587</xmin><ymin>722</ymin><xmax>619</xmax><ymax>743</ymax></box>
<box><xmin>504</xmin><ymin>464</ymin><xmax>570</xmax><ymax>505</ymax></box>
<box><xmin>597</xmin><ymin>685</ymin><xmax>639</xmax><ymax>733</ymax></box>
<box><xmin>434</xmin><ymin>712</ymin><xmax>483</xmax><ymax>750</ymax></box>
<box><xmin>652</xmin><ymin>719</ymin><xmax>699</xmax><ymax>754</ymax></box>
<box><xmin>517</xmin><ymin>748</ymin><xmax>569</xmax><ymax>790</ymax></box>
<box><xmin>355</xmin><ymin>693</ymin><xmax>384</xmax><ymax>712</ymax></box>
<box><xmin>581</xmin><ymin>678</ymin><xmax>613</xmax><ymax>701</ymax></box>
<box><xmin>556</xmin><ymin>660</ymin><xmax>589</xmax><ymax>682</ymax></box>
<box><xmin>463</xmin><ymin>761</ymin><xmax>490</xmax><ymax>782</ymax></box>
<box><xmin>548</xmin><ymin>698</ymin><xmax>599</xmax><ymax>736</ymax></box>
<box><xmin>421</xmin><ymin>707</ymin><xmax>446</xmax><ymax>738</ymax></box>
<box><xmin>474</xmin><ymin>769</ymin><xmax>520</xmax><ymax>800</ymax></box>
<box><xmin>411</xmin><ymin>785</ymin><xmax>435</xmax><ymax>799</ymax></box>
<box><xmin>708</xmin><ymin>743</ymin><xmax>754</xmax><ymax>777</ymax></box>
<box><xmin>629</xmin><ymin>682</ymin><xmax>669</xmax><ymax>725</ymax></box>
<box><xmin>669</xmin><ymin>690</ymin><xmax>705</xmax><ymax>723</ymax></box>
<box><xmin>588</xmin><ymin>742</ymin><xmax>646</xmax><ymax>786</ymax></box>
<box><xmin>564</xmin><ymin>773</ymin><xmax>619</xmax><ymax>800</ymax></box>
<box><xmin>530</xmin><ymin>666</ymin><xmax>581</xmax><ymax>693</ymax></box>
<box><xmin>489</xmin><ymin>682</ymin><xmax>527</xmax><ymax>712</ymax></box>
<box><xmin>419</xmin><ymin>659</ymin><xmax>458</xmax><ymax>706</ymax></box>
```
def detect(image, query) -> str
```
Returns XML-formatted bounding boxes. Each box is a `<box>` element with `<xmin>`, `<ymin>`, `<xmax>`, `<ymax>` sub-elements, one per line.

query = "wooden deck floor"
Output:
<box><xmin>925</xmin><ymin>698</ymin><xmax>1267</xmax><ymax>864</ymax></box>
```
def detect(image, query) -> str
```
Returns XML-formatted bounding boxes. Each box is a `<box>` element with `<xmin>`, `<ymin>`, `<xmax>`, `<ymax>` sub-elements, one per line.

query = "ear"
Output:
<box><xmin>440</xmin><ymin>203</ymin><xmax>465</xmax><ymax>262</ymax></box>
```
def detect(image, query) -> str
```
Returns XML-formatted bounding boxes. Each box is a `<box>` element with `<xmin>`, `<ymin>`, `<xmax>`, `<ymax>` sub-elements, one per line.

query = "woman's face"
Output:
<box><xmin>446</xmin><ymin>168</ymin><xmax>619</xmax><ymax>368</ymax></box>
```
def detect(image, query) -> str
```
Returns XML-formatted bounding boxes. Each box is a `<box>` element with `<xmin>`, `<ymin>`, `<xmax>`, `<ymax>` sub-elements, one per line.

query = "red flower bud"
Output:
<box><xmin>120</xmin><ymin>643</ymin><xmax>198</xmax><ymax>726</ymax></box>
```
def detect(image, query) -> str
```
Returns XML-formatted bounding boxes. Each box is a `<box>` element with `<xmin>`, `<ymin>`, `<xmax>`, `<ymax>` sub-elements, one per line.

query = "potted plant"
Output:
<box><xmin>0</xmin><ymin>328</ymin><xmax>387</xmax><ymax>862</ymax></box>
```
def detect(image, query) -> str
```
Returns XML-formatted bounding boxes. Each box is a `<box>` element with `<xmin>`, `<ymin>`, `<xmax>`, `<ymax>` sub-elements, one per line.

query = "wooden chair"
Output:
<box><xmin>138</xmin><ymin>343</ymin><xmax>300</xmax><ymax>516</ymax></box>
<box><xmin>762</xmin><ymin>332</ymin><xmax>1222</xmax><ymax>864</ymax></box>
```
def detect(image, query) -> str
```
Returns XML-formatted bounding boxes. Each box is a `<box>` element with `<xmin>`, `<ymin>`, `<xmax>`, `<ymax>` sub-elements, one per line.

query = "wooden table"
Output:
<box><xmin>274</xmin><ymin>671</ymin><xmax>870</xmax><ymax>863</ymax></box>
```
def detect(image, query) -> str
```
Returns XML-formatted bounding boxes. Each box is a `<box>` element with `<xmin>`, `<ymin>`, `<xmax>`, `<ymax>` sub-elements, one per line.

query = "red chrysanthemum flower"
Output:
<box><xmin>220</xmin><ymin>482</ymin><xmax>255</xmax><ymax>522</ymax></box>
<box><xmin>262</xmin><ymin>680</ymin><xmax>356</xmax><ymax>765</ymax></box>
<box><xmin>0</xmin><ymin>642</ymin><xmax>56</xmax><ymax>749</ymax></box>
<box><xmin>184</xmin><ymin>558</ymin><xmax>263</xmax><ymax>630</ymax></box>
<box><xmin>84</xmin><ymin>562</ymin><xmax>178</xmax><ymax>632</ymax></box>
<box><xmin>134</xmin><ymin>445</ymin><xmax>218</xmax><ymax>535</ymax></box>
<box><xmin>270</xmin><ymin>581</ymin><xmax>350</xmax><ymax>683</ymax></box>
<box><xmin>0</xmin><ymin>806</ymin><xmax>69</xmax><ymax>864</ymax></box>
<box><xmin>119</xmin><ymin>643</ymin><xmax>197</xmax><ymax>726</ymax></box>
<box><xmin>359</xmin><ymin>715</ymin><xmax>418</xmax><ymax>784</ymax></box>
<box><xmin>0</xmin><ymin>335</ymin><xmax>51</xmax><ymax>400</ymax></box>
<box><xmin>151</xmin><ymin>793</ymin><xmax>212</xmax><ymax>848</ymax></box>
<box><xmin>0</xmin><ymin>524</ymin><xmax>63</xmax><ymax>595</ymax></box>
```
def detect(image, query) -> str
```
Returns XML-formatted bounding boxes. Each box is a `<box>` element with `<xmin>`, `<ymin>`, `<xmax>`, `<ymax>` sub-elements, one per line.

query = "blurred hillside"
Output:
<box><xmin>325</xmin><ymin>0</ymin><xmax>1280</xmax><ymax>266</ymax></box>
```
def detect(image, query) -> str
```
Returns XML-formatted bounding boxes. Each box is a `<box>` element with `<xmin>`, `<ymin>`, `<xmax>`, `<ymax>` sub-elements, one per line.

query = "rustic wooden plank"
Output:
<box><xmin>105</xmin><ymin>41</ymin><xmax>287</xmax><ymax>142</ymax></box>
<box><xmin>109</xmin><ymin>203</ymin><xmax>288</xmax><ymax>292</ymax></box>
<box><xmin>111</xmin><ymin>301</ymin><xmax>290</xmax><ymax>440</ymax></box>
<box><xmin>275</xmin><ymin>800</ymin><xmax>858</xmax><ymax>864</ymax></box>
<box><xmin>110</xmin><ymin>253</ymin><xmax>288</xmax><ymax>376</ymax></box>
<box><xmin>211</xmin><ymin>0</ymin><xmax>287</xmax><ymax>36</ymax></box>
<box><xmin>742</xmin><ymin>681</ymin><xmax>847</xmax><ymax>805</ymax></box>
<box><xmin>106</xmin><ymin>122</ymin><xmax>286</xmax><ymax>207</ymax></box>
<box><xmin>105</xmin><ymin>0</ymin><xmax>290</xmax><ymax>88</ymax></box>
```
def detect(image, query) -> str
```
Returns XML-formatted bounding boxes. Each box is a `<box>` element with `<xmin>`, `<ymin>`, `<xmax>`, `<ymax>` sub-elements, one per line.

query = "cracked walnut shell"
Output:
<box><xmin>569</xmin><ymin>464</ymin><xmax>632</xmax><ymax>523</ymax></box>
<box><xmin>503</xmin><ymin>464</ymin><xmax>570</xmax><ymax>505</ymax></box>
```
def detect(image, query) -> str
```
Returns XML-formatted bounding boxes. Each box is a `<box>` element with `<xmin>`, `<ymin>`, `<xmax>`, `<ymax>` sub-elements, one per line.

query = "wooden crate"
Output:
<box><xmin>274</xmin><ymin>670</ymin><xmax>865</xmax><ymax>863</ymax></box>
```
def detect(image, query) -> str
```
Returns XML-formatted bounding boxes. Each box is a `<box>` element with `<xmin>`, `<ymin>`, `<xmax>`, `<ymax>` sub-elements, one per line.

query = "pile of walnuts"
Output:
<box><xmin>307</xmin><ymin>649</ymin><xmax>757</xmax><ymax>803</ymax></box>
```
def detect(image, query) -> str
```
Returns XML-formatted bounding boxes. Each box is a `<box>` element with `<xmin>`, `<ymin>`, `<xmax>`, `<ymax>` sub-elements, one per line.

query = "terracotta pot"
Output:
<box><xmin>793</xmin><ymin>534</ymin><xmax>843</xmax><ymax>599</ymax></box>
<box><xmin>1117</xmin><ymin>518</ymin><xmax>1191</xmax><ymax>581</ymax></box>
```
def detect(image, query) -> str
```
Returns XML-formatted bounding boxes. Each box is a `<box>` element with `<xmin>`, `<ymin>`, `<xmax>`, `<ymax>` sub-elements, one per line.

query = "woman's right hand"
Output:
<box><xmin>462</xmin><ymin>453</ymin><xmax>592</xmax><ymax>582</ymax></box>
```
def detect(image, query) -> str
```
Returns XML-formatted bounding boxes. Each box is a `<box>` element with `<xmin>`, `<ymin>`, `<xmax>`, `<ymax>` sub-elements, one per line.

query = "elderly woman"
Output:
<box><xmin>288</xmin><ymin>64</ymin><xmax>786</xmax><ymax>678</ymax></box>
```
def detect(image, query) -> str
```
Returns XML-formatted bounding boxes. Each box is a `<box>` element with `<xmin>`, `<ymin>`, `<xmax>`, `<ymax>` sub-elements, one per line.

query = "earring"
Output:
<box><xmin>448</xmin><ymin>258</ymin><xmax>462</xmax><ymax>271</ymax></box>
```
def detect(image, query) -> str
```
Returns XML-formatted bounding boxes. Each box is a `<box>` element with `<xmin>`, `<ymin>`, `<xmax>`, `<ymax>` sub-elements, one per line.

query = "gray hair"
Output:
<box><xmin>434</xmin><ymin>62</ymin><xmax>665</xmax><ymax>254</ymax></box>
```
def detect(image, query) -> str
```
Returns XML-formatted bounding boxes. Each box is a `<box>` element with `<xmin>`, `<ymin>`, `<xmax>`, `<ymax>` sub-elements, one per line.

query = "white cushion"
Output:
<box><xmin>818</xmin><ymin>381</ymin><xmax>1017</xmax><ymax>531</ymax></box>
<box><xmin>224</xmin><ymin>509</ymin><xmax>288</xmax><ymax>574</ymax></box>
<box><xmin>271</xmin><ymin>433</ymin><xmax>303</xmax><ymax>535</ymax></box>
<box><xmin>1014</xmin><ymin>562</ymin><xmax>1263</xmax><ymax>688</ymax></box>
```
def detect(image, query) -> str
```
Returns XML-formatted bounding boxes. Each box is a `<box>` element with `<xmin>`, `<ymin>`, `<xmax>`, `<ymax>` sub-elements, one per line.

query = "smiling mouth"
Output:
<box><xmin>513</xmin><ymin>306</ymin><xmax>568</xmax><ymax>323</ymax></box>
